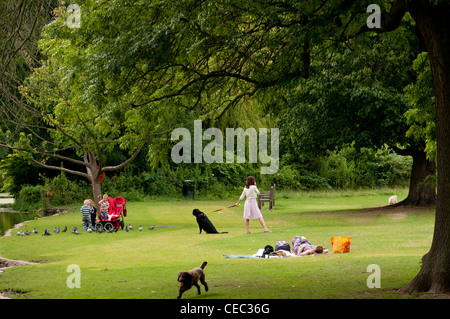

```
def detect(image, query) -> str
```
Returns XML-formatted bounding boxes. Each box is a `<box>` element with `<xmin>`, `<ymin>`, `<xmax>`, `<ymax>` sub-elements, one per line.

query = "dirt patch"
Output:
<box><xmin>0</xmin><ymin>257</ymin><xmax>37</xmax><ymax>299</ymax></box>
<box><xmin>360</xmin><ymin>204</ymin><xmax>433</xmax><ymax>215</ymax></box>
<box><xmin>395</xmin><ymin>288</ymin><xmax>450</xmax><ymax>299</ymax></box>
<box><xmin>0</xmin><ymin>257</ymin><xmax>38</xmax><ymax>269</ymax></box>
<box><xmin>0</xmin><ymin>289</ymin><xmax>30</xmax><ymax>299</ymax></box>
<box><xmin>3</xmin><ymin>223</ymin><xmax>25</xmax><ymax>237</ymax></box>
<box><xmin>315</xmin><ymin>204</ymin><xmax>434</xmax><ymax>223</ymax></box>
<box><xmin>389</xmin><ymin>212</ymin><xmax>407</xmax><ymax>220</ymax></box>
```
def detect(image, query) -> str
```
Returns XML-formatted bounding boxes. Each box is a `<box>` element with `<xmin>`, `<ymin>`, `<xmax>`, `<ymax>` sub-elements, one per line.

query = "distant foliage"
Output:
<box><xmin>317</xmin><ymin>146</ymin><xmax>412</xmax><ymax>189</ymax></box>
<box><xmin>7</xmin><ymin>144</ymin><xmax>411</xmax><ymax>212</ymax></box>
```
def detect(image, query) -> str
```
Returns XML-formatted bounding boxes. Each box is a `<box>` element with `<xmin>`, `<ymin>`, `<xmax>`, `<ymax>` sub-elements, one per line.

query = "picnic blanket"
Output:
<box><xmin>223</xmin><ymin>248</ymin><xmax>297</xmax><ymax>259</ymax></box>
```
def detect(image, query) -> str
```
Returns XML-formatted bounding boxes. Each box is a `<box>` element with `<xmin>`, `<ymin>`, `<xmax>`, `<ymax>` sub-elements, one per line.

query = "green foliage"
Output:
<box><xmin>14</xmin><ymin>185</ymin><xmax>47</xmax><ymax>212</ymax></box>
<box><xmin>12</xmin><ymin>171</ymin><xmax>88</xmax><ymax>212</ymax></box>
<box><xmin>0</xmin><ymin>154</ymin><xmax>40</xmax><ymax>196</ymax></box>
<box><xmin>9</xmin><ymin>142</ymin><xmax>411</xmax><ymax>210</ymax></box>
<box><xmin>278</xmin><ymin>25</ymin><xmax>419</xmax><ymax>158</ymax></box>
<box><xmin>317</xmin><ymin>146</ymin><xmax>412</xmax><ymax>189</ymax></box>
<box><xmin>43</xmin><ymin>171</ymin><xmax>86</xmax><ymax>206</ymax></box>
<box><xmin>404</xmin><ymin>52</ymin><xmax>436</xmax><ymax>161</ymax></box>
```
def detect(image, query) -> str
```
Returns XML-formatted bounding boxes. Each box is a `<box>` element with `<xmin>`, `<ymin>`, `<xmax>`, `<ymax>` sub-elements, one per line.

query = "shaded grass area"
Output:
<box><xmin>0</xmin><ymin>189</ymin><xmax>435</xmax><ymax>299</ymax></box>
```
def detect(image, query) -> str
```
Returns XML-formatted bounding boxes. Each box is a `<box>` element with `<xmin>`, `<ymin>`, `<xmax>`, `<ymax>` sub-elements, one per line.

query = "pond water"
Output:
<box><xmin>0</xmin><ymin>196</ymin><xmax>36</xmax><ymax>236</ymax></box>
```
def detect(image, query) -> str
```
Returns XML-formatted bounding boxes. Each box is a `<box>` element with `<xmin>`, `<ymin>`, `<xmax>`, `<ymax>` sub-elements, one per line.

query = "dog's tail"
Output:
<box><xmin>200</xmin><ymin>261</ymin><xmax>207</xmax><ymax>269</ymax></box>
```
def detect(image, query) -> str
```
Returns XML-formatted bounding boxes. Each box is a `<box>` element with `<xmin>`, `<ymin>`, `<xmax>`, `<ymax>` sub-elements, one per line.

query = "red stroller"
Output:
<box><xmin>95</xmin><ymin>196</ymin><xmax>127</xmax><ymax>232</ymax></box>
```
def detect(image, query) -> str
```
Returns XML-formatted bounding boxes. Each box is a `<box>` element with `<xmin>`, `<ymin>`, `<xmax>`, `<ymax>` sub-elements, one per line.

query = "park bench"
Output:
<box><xmin>258</xmin><ymin>184</ymin><xmax>275</xmax><ymax>210</ymax></box>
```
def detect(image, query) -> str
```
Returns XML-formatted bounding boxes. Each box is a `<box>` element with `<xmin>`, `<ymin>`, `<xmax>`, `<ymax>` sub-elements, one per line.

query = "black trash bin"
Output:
<box><xmin>183</xmin><ymin>180</ymin><xmax>195</xmax><ymax>199</ymax></box>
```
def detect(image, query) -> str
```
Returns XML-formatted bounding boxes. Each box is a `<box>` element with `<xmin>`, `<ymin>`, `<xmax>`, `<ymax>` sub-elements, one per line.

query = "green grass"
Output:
<box><xmin>0</xmin><ymin>188</ymin><xmax>435</xmax><ymax>299</ymax></box>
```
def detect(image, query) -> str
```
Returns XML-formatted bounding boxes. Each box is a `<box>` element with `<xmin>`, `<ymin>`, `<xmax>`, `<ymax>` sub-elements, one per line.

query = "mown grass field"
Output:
<box><xmin>0</xmin><ymin>188</ymin><xmax>435</xmax><ymax>299</ymax></box>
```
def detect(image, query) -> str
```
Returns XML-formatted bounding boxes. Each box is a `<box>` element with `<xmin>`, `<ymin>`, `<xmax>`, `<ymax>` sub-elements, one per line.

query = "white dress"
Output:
<box><xmin>240</xmin><ymin>185</ymin><xmax>263</xmax><ymax>219</ymax></box>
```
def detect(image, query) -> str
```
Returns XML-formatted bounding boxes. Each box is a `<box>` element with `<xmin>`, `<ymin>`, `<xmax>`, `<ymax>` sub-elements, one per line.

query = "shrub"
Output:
<box><xmin>14</xmin><ymin>184</ymin><xmax>48</xmax><ymax>211</ymax></box>
<box><xmin>44</xmin><ymin>171</ymin><xmax>85</xmax><ymax>205</ymax></box>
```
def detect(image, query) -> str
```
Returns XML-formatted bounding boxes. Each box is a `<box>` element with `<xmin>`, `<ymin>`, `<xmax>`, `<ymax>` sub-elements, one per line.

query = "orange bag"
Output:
<box><xmin>330</xmin><ymin>237</ymin><xmax>351</xmax><ymax>253</ymax></box>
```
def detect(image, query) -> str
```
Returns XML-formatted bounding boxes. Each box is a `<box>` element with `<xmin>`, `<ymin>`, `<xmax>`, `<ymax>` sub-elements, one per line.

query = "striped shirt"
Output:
<box><xmin>80</xmin><ymin>205</ymin><xmax>91</xmax><ymax>218</ymax></box>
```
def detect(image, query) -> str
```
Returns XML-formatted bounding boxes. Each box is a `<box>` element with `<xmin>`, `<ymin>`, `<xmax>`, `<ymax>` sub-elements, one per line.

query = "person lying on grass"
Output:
<box><xmin>295</xmin><ymin>244</ymin><xmax>329</xmax><ymax>256</ymax></box>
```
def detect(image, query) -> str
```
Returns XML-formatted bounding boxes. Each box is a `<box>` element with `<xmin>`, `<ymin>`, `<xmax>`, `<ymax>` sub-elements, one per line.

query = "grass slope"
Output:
<box><xmin>0</xmin><ymin>189</ymin><xmax>434</xmax><ymax>299</ymax></box>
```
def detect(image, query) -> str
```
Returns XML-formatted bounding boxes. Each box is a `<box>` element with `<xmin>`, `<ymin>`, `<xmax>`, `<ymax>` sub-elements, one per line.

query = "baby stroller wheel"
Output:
<box><xmin>94</xmin><ymin>223</ymin><xmax>103</xmax><ymax>232</ymax></box>
<box><xmin>104</xmin><ymin>222</ymin><xmax>115</xmax><ymax>233</ymax></box>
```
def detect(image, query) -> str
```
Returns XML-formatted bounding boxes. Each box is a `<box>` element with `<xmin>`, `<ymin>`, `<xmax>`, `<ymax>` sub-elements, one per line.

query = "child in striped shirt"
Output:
<box><xmin>80</xmin><ymin>199</ymin><xmax>92</xmax><ymax>230</ymax></box>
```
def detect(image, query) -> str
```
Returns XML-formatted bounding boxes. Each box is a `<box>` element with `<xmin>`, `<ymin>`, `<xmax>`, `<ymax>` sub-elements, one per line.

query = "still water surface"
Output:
<box><xmin>0</xmin><ymin>196</ymin><xmax>35</xmax><ymax>236</ymax></box>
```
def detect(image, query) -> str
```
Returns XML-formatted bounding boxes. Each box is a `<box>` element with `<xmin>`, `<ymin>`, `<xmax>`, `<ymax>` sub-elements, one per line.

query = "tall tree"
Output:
<box><xmin>0</xmin><ymin>0</ymin><xmax>56</xmax><ymax>139</ymax></box>
<box><xmin>367</xmin><ymin>0</ymin><xmax>450</xmax><ymax>295</ymax></box>
<box><xmin>2</xmin><ymin>3</ymin><xmax>194</xmax><ymax>204</ymax></box>
<box><xmin>278</xmin><ymin>22</ymin><xmax>436</xmax><ymax>205</ymax></box>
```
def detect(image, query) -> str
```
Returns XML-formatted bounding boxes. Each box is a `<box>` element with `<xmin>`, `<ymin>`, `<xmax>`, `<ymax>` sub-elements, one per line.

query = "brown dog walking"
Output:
<box><xmin>177</xmin><ymin>261</ymin><xmax>209</xmax><ymax>299</ymax></box>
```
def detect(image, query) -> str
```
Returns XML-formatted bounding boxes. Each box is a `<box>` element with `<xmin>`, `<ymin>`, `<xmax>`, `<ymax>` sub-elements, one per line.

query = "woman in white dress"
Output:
<box><xmin>236</xmin><ymin>176</ymin><xmax>271</xmax><ymax>234</ymax></box>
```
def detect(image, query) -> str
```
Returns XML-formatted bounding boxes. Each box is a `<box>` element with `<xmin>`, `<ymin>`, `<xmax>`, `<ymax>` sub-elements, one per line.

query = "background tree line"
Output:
<box><xmin>0</xmin><ymin>0</ymin><xmax>429</xmax><ymax>207</ymax></box>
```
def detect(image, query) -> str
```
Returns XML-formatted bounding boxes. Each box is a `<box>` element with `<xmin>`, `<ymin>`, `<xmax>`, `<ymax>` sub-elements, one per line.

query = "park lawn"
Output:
<box><xmin>0</xmin><ymin>188</ymin><xmax>435</xmax><ymax>299</ymax></box>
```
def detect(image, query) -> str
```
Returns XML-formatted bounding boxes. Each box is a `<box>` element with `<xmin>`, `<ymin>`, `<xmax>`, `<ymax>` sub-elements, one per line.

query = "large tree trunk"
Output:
<box><xmin>399</xmin><ymin>2</ymin><xmax>450</xmax><ymax>294</ymax></box>
<box><xmin>401</xmin><ymin>151</ymin><xmax>436</xmax><ymax>206</ymax></box>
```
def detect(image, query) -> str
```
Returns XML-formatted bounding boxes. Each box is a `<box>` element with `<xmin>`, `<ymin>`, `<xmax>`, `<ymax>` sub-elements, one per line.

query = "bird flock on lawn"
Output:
<box><xmin>15</xmin><ymin>224</ymin><xmax>158</xmax><ymax>237</ymax></box>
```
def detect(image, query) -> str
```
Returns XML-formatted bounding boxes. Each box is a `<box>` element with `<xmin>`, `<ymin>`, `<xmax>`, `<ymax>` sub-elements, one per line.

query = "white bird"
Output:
<box><xmin>139</xmin><ymin>225</ymin><xmax>143</xmax><ymax>232</ymax></box>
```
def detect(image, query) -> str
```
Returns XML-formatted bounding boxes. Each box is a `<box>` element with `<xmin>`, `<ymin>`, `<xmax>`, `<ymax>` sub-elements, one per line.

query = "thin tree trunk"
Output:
<box><xmin>91</xmin><ymin>179</ymin><xmax>102</xmax><ymax>209</ymax></box>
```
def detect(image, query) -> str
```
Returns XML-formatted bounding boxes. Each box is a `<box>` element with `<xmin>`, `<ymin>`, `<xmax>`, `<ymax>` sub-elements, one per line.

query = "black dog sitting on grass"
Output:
<box><xmin>192</xmin><ymin>209</ymin><xmax>228</xmax><ymax>234</ymax></box>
